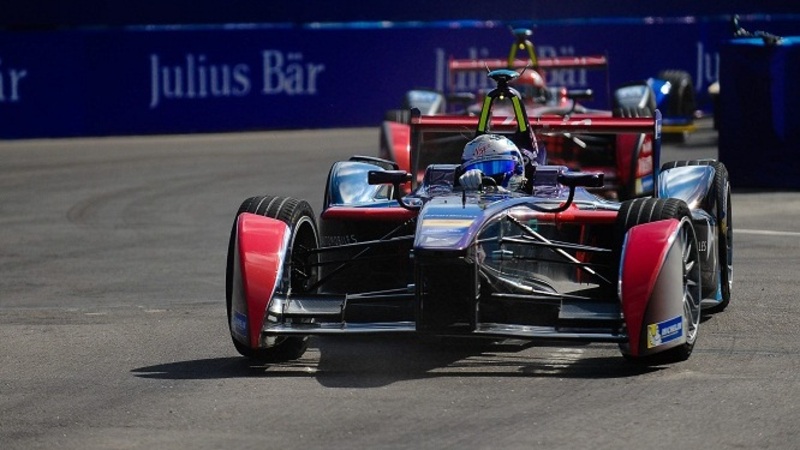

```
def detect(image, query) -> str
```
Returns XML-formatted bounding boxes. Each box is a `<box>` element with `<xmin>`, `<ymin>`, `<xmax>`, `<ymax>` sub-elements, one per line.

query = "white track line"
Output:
<box><xmin>737</xmin><ymin>229</ymin><xmax>800</xmax><ymax>237</ymax></box>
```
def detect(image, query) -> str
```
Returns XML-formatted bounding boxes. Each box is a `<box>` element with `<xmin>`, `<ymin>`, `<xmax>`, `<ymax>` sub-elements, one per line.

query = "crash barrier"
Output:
<box><xmin>718</xmin><ymin>36</ymin><xmax>800</xmax><ymax>189</ymax></box>
<box><xmin>2</xmin><ymin>17</ymin><xmax>799</xmax><ymax>139</ymax></box>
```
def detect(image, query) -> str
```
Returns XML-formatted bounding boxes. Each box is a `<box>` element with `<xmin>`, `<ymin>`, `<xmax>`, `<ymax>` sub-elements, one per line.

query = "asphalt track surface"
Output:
<box><xmin>1</xmin><ymin>119</ymin><xmax>799</xmax><ymax>449</ymax></box>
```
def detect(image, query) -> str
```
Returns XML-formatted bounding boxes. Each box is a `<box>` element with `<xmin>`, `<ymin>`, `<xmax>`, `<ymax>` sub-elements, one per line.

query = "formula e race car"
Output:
<box><xmin>380</xmin><ymin>28</ymin><xmax>698</xmax><ymax>199</ymax></box>
<box><xmin>226</xmin><ymin>69</ymin><xmax>732</xmax><ymax>366</ymax></box>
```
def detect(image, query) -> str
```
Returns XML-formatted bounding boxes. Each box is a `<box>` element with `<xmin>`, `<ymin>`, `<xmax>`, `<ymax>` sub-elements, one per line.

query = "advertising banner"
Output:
<box><xmin>2</xmin><ymin>18</ymin><xmax>797</xmax><ymax>138</ymax></box>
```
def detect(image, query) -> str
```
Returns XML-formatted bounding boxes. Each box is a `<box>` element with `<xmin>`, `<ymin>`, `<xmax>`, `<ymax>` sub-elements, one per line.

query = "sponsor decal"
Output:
<box><xmin>233</xmin><ymin>311</ymin><xmax>248</xmax><ymax>337</ymax></box>
<box><xmin>636</xmin><ymin>139</ymin><xmax>654</xmax><ymax>177</ymax></box>
<box><xmin>420</xmin><ymin>235</ymin><xmax>457</xmax><ymax>245</ymax></box>
<box><xmin>0</xmin><ymin>58</ymin><xmax>28</xmax><ymax>103</ymax></box>
<box><xmin>638</xmin><ymin>174</ymin><xmax>653</xmax><ymax>194</ymax></box>
<box><xmin>322</xmin><ymin>234</ymin><xmax>358</xmax><ymax>246</ymax></box>
<box><xmin>419</xmin><ymin>217</ymin><xmax>474</xmax><ymax>246</ymax></box>
<box><xmin>647</xmin><ymin>315</ymin><xmax>683</xmax><ymax>349</ymax></box>
<box><xmin>421</xmin><ymin>218</ymin><xmax>474</xmax><ymax>229</ymax></box>
<box><xmin>149</xmin><ymin>50</ymin><xmax>326</xmax><ymax>108</ymax></box>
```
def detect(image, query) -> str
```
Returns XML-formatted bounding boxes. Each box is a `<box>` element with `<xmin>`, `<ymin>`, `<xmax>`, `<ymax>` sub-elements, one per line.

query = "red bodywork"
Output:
<box><xmin>620</xmin><ymin>219</ymin><xmax>681</xmax><ymax>357</ymax></box>
<box><xmin>411</xmin><ymin>114</ymin><xmax>657</xmax><ymax>135</ymax></box>
<box><xmin>234</xmin><ymin>213</ymin><xmax>289</xmax><ymax>348</ymax></box>
<box><xmin>382</xmin><ymin>54</ymin><xmax>654</xmax><ymax>198</ymax></box>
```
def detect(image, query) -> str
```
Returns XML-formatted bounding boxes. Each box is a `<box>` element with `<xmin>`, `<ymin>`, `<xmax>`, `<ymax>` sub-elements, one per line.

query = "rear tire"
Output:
<box><xmin>661</xmin><ymin>160</ymin><xmax>732</xmax><ymax>311</ymax></box>
<box><xmin>612</xmin><ymin>106</ymin><xmax>653</xmax><ymax>118</ymax></box>
<box><xmin>658</xmin><ymin>70</ymin><xmax>696</xmax><ymax>143</ymax></box>
<box><xmin>616</xmin><ymin>198</ymin><xmax>701</xmax><ymax>364</ymax></box>
<box><xmin>658</xmin><ymin>70</ymin><xmax>696</xmax><ymax>120</ymax></box>
<box><xmin>225</xmin><ymin>195</ymin><xmax>319</xmax><ymax>362</ymax></box>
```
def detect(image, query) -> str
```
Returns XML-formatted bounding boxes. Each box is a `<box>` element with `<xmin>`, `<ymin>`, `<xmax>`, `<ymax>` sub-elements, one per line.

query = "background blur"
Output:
<box><xmin>2</xmin><ymin>1</ymin><xmax>798</xmax><ymax>138</ymax></box>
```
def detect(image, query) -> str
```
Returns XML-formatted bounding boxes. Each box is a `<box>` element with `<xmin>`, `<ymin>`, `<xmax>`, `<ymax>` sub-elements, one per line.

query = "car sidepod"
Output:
<box><xmin>658</xmin><ymin>163</ymin><xmax>728</xmax><ymax>305</ymax></box>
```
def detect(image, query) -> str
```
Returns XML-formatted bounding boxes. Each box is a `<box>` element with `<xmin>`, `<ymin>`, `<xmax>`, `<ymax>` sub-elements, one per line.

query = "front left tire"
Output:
<box><xmin>226</xmin><ymin>195</ymin><xmax>319</xmax><ymax>362</ymax></box>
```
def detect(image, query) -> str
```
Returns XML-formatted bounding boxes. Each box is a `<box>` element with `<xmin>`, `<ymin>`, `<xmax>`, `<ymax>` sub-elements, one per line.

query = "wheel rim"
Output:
<box><xmin>287</xmin><ymin>216</ymin><xmax>318</xmax><ymax>294</ymax></box>
<box><xmin>680</xmin><ymin>219</ymin><xmax>702</xmax><ymax>345</ymax></box>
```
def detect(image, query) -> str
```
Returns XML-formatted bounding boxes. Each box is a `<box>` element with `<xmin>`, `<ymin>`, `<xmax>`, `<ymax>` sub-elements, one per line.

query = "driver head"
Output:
<box><xmin>461</xmin><ymin>134</ymin><xmax>524</xmax><ymax>188</ymax></box>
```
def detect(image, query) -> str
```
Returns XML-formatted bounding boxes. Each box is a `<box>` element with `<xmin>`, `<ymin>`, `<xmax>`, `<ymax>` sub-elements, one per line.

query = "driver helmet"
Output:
<box><xmin>517</xmin><ymin>69</ymin><xmax>546</xmax><ymax>101</ymax></box>
<box><xmin>461</xmin><ymin>134</ymin><xmax>524</xmax><ymax>188</ymax></box>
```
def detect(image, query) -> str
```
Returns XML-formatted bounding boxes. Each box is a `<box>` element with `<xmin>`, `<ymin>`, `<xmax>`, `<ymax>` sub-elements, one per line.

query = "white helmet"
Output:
<box><xmin>461</xmin><ymin>134</ymin><xmax>524</xmax><ymax>188</ymax></box>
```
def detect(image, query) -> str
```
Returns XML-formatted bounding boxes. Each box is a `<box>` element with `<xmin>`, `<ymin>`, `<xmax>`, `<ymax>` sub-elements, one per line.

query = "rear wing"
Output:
<box><xmin>407</xmin><ymin>109</ymin><xmax>662</xmax><ymax>189</ymax></box>
<box><xmin>447</xmin><ymin>55</ymin><xmax>611</xmax><ymax>108</ymax></box>
<box><xmin>448</xmin><ymin>56</ymin><xmax>609</xmax><ymax>73</ymax></box>
<box><xmin>411</xmin><ymin>110</ymin><xmax>657</xmax><ymax>133</ymax></box>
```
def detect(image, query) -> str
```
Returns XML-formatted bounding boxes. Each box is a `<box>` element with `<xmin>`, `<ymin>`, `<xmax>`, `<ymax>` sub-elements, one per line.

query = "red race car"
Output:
<box><xmin>381</xmin><ymin>28</ymin><xmax>695</xmax><ymax>199</ymax></box>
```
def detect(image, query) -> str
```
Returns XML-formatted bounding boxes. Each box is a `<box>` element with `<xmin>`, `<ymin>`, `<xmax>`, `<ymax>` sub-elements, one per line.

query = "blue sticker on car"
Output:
<box><xmin>233</xmin><ymin>311</ymin><xmax>248</xmax><ymax>338</ymax></box>
<box><xmin>646</xmin><ymin>315</ymin><xmax>683</xmax><ymax>349</ymax></box>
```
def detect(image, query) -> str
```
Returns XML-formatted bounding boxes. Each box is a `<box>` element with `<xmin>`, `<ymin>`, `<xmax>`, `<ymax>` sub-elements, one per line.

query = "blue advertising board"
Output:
<box><xmin>718</xmin><ymin>37</ymin><xmax>800</xmax><ymax>188</ymax></box>
<box><xmin>2</xmin><ymin>16</ymin><xmax>799</xmax><ymax>138</ymax></box>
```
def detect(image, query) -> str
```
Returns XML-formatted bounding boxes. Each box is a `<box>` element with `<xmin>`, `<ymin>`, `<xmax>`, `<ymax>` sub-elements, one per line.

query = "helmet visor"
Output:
<box><xmin>462</xmin><ymin>156</ymin><xmax>519</xmax><ymax>178</ymax></box>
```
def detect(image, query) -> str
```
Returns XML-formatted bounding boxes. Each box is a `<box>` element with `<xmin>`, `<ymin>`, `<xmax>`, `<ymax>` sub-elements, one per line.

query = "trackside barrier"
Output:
<box><xmin>2</xmin><ymin>18</ymin><xmax>799</xmax><ymax>139</ymax></box>
<box><xmin>718</xmin><ymin>36</ymin><xmax>800</xmax><ymax>188</ymax></box>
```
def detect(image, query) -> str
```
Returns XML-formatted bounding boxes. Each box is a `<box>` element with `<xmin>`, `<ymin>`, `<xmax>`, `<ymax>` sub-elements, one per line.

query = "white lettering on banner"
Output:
<box><xmin>433</xmin><ymin>45</ymin><xmax>588</xmax><ymax>92</ymax></box>
<box><xmin>537</xmin><ymin>45</ymin><xmax>588</xmax><ymax>87</ymax></box>
<box><xmin>0</xmin><ymin>58</ymin><xmax>28</xmax><ymax>103</ymax></box>
<box><xmin>261</xmin><ymin>50</ymin><xmax>325</xmax><ymax>95</ymax></box>
<box><xmin>148</xmin><ymin>50</ymin><xmax>326</xmax><ymax>108</ymax></box>
<box><xmin>149</xmin><ymin>54</ymin><xmax>251</xmax><ymax>109</ymax></box>
<box><xmin>695</xmin><ymin>41</ymin><xmax>719</xmax><ymax>92</ymax></box>
<box><xmin>434</xmin><ymin>47</ymin><xmax>492</xmax><ymax>92</ymax></box>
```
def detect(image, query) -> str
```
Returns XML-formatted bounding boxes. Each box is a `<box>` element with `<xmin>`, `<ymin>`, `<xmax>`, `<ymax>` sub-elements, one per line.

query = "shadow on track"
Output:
<box><xmin>132</xmin><ymin>335</ymin><xmax>660</xmax><ymax>385</ymax></box>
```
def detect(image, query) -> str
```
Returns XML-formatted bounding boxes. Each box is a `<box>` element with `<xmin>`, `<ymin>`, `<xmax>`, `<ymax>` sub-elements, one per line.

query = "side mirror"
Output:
<box><xmin>368</xmin><ymin>170</ymin><xmax>412</xmax><ymax>186</ymax></box>
<box><xmin>565</xmin><ymin>89</ymin><xmax>594</xmax><ymax>101</ymax></box>
<box><xmin>558</xmin><ymin>172</ymin><xmax>604</xmax><ymax>188</ymax></box>
<box><xmin>532</xmin><ymin>171</ymin><xmax>604</xmax><ymax>214</ymax></box>
<box><xmin>368</xmin><ymin>170</ymin><xmax>419</xmax><ymax>211</ymax></box>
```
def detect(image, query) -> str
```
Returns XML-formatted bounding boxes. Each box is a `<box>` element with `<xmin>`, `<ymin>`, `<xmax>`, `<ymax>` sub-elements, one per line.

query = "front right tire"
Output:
<box><xmin>616</xmin><ymin>198</ymin><xmax>702</xmax><ymax>364</ymax></box>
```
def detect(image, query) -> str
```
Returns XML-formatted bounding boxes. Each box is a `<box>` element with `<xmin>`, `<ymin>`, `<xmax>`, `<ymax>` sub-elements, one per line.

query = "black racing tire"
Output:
<box><xmin>657</xmin><ymin>70</ymin><xmax>696</xmax><ymax>120</ymax></box>
<box><xmin>616</xmin><ymin>197</ymin><xmax>702</xmax><ymax>364</ymax></box>
<box><xmin>614</xmin><ymin>197</ymin><xmax>692</xmax><ymax>272</ymax></box>
<box><xmin>612</xmin><ymin>81</ymin><xmax>657</xmax><ymax>117</ymax></box>
<box><xmin>660</xmin><ymin>160</ymin><xmax>733</xmax><ymax>311</ymax></box>
<box><xmin>612</xmin><ymin>106</ymin><xmax>653</xmax><ymax>118</ymax></box>
<box><xmin>225</xmin><ymin>195</ymin><xmax>319</xmax><ymax>362</ymax></box>
<box><xmin>658</xmin><ymin>70</ymin><xmax>696</xmax><ymax>144</ymax></box>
